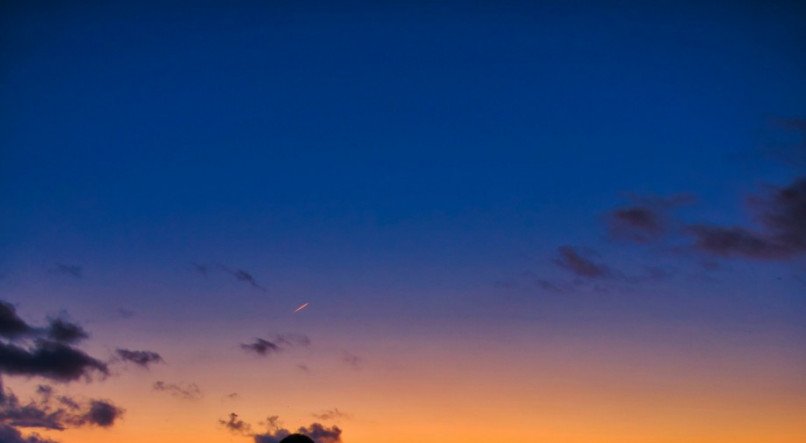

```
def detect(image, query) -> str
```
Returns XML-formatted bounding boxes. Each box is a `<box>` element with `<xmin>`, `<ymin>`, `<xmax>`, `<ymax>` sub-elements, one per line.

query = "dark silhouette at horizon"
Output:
<box><xmin>279</xmin><ymin>435</ymin><xmax>315</xmax><ymax>443</ymax></box>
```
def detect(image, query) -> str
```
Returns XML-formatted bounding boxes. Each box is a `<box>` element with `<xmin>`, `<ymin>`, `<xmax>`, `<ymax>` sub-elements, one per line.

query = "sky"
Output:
<box><xmin>1</xmin><ymin>1</ymin><xmax>805</xmax><ymax>442</ymax></box>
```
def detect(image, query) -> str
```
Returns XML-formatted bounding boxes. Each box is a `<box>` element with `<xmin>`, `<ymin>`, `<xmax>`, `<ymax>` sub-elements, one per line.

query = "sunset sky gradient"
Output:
<box><xmin>1</xmin><ymin>1</ymin><xmax>805</xmax><ymax>442</ymax></box>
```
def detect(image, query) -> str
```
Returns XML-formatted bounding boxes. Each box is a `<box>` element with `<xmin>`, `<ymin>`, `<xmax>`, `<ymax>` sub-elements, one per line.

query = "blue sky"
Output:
<box><xmin>0</xmin><ymin>2</ymin><xmax>804</xmax><ymax>442</ymax></box>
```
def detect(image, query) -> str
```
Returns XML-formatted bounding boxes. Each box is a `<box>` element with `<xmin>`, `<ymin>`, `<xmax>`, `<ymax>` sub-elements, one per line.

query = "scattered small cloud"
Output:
<box><xmin>81</xmin><ymin>400</ymin><xmax>123</xmax><ymax>428</ymax></box>
<box><xmin>152</xmin><ymin>382</ymin><xmax>202</xmax><ymax>401</ymax></box>
<box><xmin>240</xmin><ymin>339</ymin><xmax>280</xmax><ymax>356</ymax></box>
<box><xmin>607</xmin><ymin>194</ymin><xmax>693</xmax><ymax>243</ymax></box>
<box><xmin>114</xmin><ymin>349</ymin><xmax>164</xmax><ymax>369</ymax></box>
<box><xmin>241</xmin><ymin>334</ymin><xmax>310</xmax><ymax>357</ymax></box>
<box><xmin>219</xmin><ymin>412</ymin><xmax>252</xmax><ymax>435</ymax></box>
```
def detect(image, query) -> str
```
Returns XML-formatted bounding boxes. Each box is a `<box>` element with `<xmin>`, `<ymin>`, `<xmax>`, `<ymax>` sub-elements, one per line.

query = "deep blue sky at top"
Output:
<box><xmin>1</xmin><ymin>1</ymin><xmax>804</xmax><ymax>324</ymax></box>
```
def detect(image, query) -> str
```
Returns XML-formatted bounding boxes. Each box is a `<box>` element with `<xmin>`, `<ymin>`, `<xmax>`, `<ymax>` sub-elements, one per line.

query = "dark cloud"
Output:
<box><xmin>688</xmin><ymin>177</ymin><xmax>806</xmax><ymax>259</ymax></box>
<box><xmin>52</xmin><ymin>264</ymin><xmax>81</xmax><ymax>279</ymax></box>
<box><xmin>254</xmin><ymin>429</ymin><xmax>292</xmax><ymax>443</ymax></box>
<box><xmin>220</xmin><ymin>413</ymin><xmax>252</xmax><ymax>435</ymax></box>
<box><xmin>115</xmin><ymin>349</ymin><xmax>164</xmax><ymax>368</ymax></box>
<box><xmin>299</xmin><ymin>423</ymin><xmax>342</xmax><ymax>443</ymax></box>
<box><xmin>152</xmin><ymin>381</ymin><xmax>202</xmax><ymax>401</ymax></box>
<box><xmin>81</xmin><ymin>400</ymin><xmax>123</xmax><ymax>428</ymax></box>
<box><xmin>0</xmin><ymin>340</ymin><xmax>108</xmax><ymax>383</ymax></box>
<box><xmin>610</xmin><ymin>206</ymin><xmax>663</xmax><ymax>242</ymax></box>
<box><xmin>45</xmin><ymin>319</ymin><xmax>88</xmax><ymax>345</ymax></box>
<box><xmin>247</xmin><ymin>415</ymin><xmax>342</xmax><ymax>443</ymax></box>
<box><xmin>241</xmin><ymin>334</ymin><xmax>310</xmax><ymax>357</ymax></box>
<box><xmin>0</xmin><ymin>302</ymin><xmax>34</xmax><ymax>340</ymax></box>
<box><xmin>240</xmin><ymin>339</ymin><xmax>280</xmax><ymax>356</ymax></box>
<box><xmin>0</xmin><ymin>424</ymin><xmax>56</xmax><ymax>443</ymax></box>
<box><xmin>553</xmin><ymin>246</ymin><xmax>612</xmax><ymax>279</ymax></box>
<box><xmin>0</xmin><ymin>300</ymin><xmax>109</xmax><ymax>383</ymax></box>
<box><xmin>687</xmin><ymin>225</ymin><xmax>781</xmax><ymax>258</ymax></box>
<box><xmin>0</xmin><ymin>384</ymin><xmax>123</xmax><ymax>433</ymax></box>
<box><xmin>0</xmin><ymin>386</ymin><xmax>65</xmax><ymax>430</ymax></box>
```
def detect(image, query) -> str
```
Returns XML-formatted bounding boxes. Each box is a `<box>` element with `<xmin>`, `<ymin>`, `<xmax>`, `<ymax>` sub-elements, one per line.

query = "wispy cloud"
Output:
<box><xmin>553</xmin><ymin>246</ymin><xmax>612</xmax><ymax>279</ymax></box>
<box><xmin>687</xmin><ymin>177</ymin><xmax>805</xmax><ymax>259</ymax></box>
<box><xmin>221</xmin><ymin>267</ymin><xmax>266</xmax><ymax>291</ymax></box>
<box><xmin>340</xmin><ymin>351</ymin><xmax>362</xmax><ymax>370</ymax></box>
<box><xmin>311</xmin><ymin>409</ymin><xmax>350</xmax><ymax>421</ymax></box>
<box><xmin>52</xmin><ymin>264</ymin><xmax>82</xmax><ymax>279</ymax></box>
<box><xmin>191</xmin><ymin>263</ymin><xmax>267</xmax><ymax>291</ymax></box>
<box><xmin>152</xmin><ymin>382</ymin><xmax>202</xmax><ymax>401</ymax></box>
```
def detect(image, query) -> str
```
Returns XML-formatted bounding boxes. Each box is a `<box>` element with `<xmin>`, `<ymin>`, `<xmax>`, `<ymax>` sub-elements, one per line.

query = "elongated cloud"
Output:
<box><xmin>115</xmin><ymin>349</ymin><xmax>164</xmax><ymax>368</ymax></box>
<box><xmin>0</xmin><ymin>340</ymin><xmax>108</xmax><ymax>383</ymax></box>
<box><xmin>0</xmin><ymin>301</ymin><xmax>108</xmax><ymax>383</ymax></box>
<box><xmin>192</xmin><ymin>264</ymin><xmax>267</xmax><ymax>290</ymax></box>
<box><xmin>311</xmin><ymin>409</ymin><xmax>349</xmax><ymax>421</ymax></box>
<box><xmin>688</xmin><ymin>177</ymin><xmax>806</xmax><ymax>259</ymax></box>
<box><xmin>554</xmin><ymin>246</ymin><xmax>612</xmax><ymax>279</ymax></box>
<box><xmin>224</xmin><ymin>268</ymin><xmax>266</xmax><ymax>291</ymax></box>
